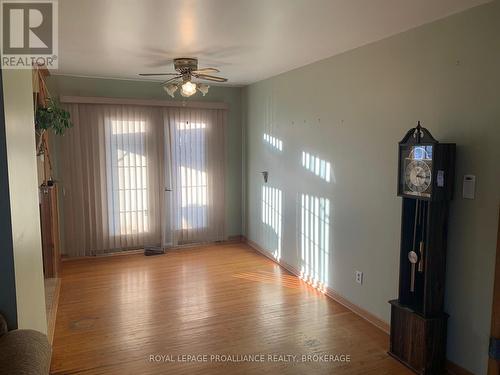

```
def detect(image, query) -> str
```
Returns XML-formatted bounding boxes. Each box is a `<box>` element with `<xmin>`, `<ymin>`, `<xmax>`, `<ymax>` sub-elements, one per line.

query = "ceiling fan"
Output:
<box><xmin>139</xmin><ymin>57</ymin><xmax>228</xmax><ymax>98</ymax></box>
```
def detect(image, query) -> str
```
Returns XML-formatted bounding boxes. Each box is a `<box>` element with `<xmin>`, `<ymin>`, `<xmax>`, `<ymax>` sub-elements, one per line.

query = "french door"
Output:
<box><xmin>58</xmin><ymin>103</ymin><xmax>226</xmax><ymax>257</ymax></box>
<box><xmin>163</xmin><ymin>108</ymin><xmax>225</xmax><ymax>247</ymax></box>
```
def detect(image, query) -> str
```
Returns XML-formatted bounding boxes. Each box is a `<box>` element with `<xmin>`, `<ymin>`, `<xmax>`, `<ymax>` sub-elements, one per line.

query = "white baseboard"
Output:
<box><xmin>245</xmin><ymin>238</ymin><xmax>390</xmax><ymax>333</ymax></box>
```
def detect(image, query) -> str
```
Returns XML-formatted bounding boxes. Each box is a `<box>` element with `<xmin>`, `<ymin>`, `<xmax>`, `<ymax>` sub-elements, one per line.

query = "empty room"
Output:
<box><xmin>0</xmin><ymin>0</ymin><xmax>499</xmax><ymax>374</ymax></box>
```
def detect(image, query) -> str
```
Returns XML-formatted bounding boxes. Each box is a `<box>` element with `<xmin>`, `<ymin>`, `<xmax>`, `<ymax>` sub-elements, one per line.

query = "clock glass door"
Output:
<box><xmin>399</xmin><ymin>145</ymin><xmax>433</xmax><ymax>198</ymax></box>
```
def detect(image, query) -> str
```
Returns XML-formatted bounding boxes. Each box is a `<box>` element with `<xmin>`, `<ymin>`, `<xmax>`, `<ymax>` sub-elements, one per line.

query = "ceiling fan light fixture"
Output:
<box><xmin>197</xmin><ymin>83</ymin><xmax>209</xmax><ymax>96</ymax></box>
<box><xmin>163</xmin><ymin>83</ymin><xmax>178</xmax><ymax>98</ymax></box>
<box><xmin>181</xmin><ymin>81</ymin><xmax>197</xmax><ymax>97</ymax></box>
<box><xmin>140</xmin><ymin>58</ymin><xmax>226</xmax><ymax>98</ymax></box>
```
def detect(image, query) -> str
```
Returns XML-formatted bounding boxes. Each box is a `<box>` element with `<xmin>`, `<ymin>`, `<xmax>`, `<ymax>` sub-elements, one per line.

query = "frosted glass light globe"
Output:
<box><xmin>197</xmin><ymin>83</ymin><xmax>209</xmax><ymax>96</ymax></box>
<box><xmin>181</xmin><ymin>81</ymin><xmax>197</xmax><ymax>97</ymax></box>
<box><xmin>163</xmin><ymin>83</ymin><xmax>178</xmax><ymax>98</ymax></box>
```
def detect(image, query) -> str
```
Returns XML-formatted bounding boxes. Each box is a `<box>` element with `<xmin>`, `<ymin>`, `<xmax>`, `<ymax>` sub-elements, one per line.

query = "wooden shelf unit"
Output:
<box><xmin>39</xmin><ymin>184</ymin><xmax>61</xmax><ymax>278</ymax></box>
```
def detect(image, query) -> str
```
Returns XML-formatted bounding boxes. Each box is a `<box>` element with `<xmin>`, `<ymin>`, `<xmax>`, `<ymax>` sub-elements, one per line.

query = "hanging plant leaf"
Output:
<box><xmin>35</xmin><ymin>98</ymin><xmax>73</xmax><ymax>135</ymax></box>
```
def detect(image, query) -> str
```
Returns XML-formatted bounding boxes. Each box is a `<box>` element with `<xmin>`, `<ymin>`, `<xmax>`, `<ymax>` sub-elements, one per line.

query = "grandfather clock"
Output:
<box><xmin>389</xmin><ymin>122</ymin><xmax>455</xmax><ymax>374</ymax></box>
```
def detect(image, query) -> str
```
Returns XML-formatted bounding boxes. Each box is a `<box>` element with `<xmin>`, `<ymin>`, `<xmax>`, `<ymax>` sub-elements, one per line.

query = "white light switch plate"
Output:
<box><xmin>463</xmin><ymin>175</ymin><xmax>476</xmax><ymax>199</ymax></box>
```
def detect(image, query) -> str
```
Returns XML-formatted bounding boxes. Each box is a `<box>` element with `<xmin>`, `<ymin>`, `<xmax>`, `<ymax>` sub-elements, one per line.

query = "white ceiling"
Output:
<box><xmin>57</xmin><ymin>0</ymin><xmax>490</xmax><ymax>85</ymax></box>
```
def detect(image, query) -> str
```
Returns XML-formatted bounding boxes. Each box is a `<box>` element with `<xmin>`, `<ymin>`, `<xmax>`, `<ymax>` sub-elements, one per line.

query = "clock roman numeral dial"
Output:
<box><xmin>404</xmin><ymin>160</ymin><xmax>432</xmax><ymax>195</ymax></box>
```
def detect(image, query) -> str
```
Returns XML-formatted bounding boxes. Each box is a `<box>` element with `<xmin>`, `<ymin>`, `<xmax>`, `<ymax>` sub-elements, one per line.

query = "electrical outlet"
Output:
<box><xmin>355</xmin><ymin>271</ymin><xmax>363</xmax><ymax>285</ymax></box>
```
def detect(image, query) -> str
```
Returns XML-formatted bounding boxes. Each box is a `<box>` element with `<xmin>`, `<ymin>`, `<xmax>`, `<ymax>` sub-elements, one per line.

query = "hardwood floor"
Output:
<box><xmin>50</xmin><ymin>243</ymin><xmax>412</xmax><ymax>374</ymax></box>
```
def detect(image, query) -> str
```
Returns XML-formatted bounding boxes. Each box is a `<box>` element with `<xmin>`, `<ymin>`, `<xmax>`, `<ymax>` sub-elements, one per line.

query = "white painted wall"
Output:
<box><xmin>244</xmin><ymin>2</ymin><xmax>500</xmax><ymax>374</ymax></box>
<box><xmin>2</xmin><ymin>70</ymin><xmax>47</xmax><ymax>334</ymax></box>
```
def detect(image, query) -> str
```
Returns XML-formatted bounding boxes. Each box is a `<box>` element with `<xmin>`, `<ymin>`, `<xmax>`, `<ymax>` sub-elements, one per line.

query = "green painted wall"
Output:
<box><xmin>243</xmin><ymin>2</ymin><xmax>499</xmax><ymax>374</ymax></box>
<box><xmin>47</xmin><ymin>75</ymin><xmax>243</xmax><ymax>239</ymax></box>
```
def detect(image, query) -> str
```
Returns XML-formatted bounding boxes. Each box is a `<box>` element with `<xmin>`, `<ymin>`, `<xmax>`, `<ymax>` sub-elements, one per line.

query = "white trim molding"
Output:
<box><xmin>59</xmin><ymin>95</ymin><xmax>229</xmax><ymax>110</ymax></box>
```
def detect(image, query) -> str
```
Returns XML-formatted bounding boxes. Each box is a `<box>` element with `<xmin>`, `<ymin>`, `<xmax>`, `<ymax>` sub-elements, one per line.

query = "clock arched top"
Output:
<box><xmin>400</xmin><ymin>121</ymin><xmax>438</xmax><ymax>145</ymax></box>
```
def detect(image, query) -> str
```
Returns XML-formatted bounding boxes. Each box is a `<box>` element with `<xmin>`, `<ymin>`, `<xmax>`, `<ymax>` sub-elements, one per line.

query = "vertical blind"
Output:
<box><xmin>166</xmin><ymin>108</ymin><xmax>225</xmax><ymax>245</ymax></box>
<box><xmin>58</xmin><ymin>103</ymin><xmax>226</xmax><ymax>257</ymax></box>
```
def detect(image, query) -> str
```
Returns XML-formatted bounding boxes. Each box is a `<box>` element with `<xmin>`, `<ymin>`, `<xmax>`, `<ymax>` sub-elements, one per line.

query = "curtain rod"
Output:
<box><xmin>59</xmin><ymin>95</ymin><xmax>229</xmax><ymax>110</ymax></box>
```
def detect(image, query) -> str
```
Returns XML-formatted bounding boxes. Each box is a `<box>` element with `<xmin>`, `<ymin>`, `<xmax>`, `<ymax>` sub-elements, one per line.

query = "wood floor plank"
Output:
<box><xmin>50</xmin><ymin>243</ymin><xmax>411</xmax><ymax>375</ymax></box>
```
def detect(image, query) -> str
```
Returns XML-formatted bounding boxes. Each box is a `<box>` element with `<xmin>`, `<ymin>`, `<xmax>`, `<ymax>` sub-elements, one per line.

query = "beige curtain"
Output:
<box><xmin>165</xmin><ymin>108</ymin><xmax>226</xmax><ymax>245</ymax></box>
<box><xmin>57</xmin><ymin>103</ymin><xmax>225</xmax><ymax>257</ymax></box>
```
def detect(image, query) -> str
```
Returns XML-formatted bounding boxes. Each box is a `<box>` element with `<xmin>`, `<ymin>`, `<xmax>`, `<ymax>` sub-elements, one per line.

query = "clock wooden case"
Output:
<box><xmin>389</xmin><ymin>122</ymin><xmax>455</xmax><ymax>375</ymax></box>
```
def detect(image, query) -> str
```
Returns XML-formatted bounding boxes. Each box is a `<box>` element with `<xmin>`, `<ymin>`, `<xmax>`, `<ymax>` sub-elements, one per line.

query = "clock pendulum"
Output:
<box><xmin>389</xmin><ymin>122</ymin><xmax>455</xmax><ymax>374</ymax></box>
<box><xmin>408</xmin><ymin>199</ymin><xmax>420</xmax><ymax>293</ymax></box>
<box><xmin>418</xmin><ymin>202</ymin><xmax>426</xmax><ymax>273</ymax></box>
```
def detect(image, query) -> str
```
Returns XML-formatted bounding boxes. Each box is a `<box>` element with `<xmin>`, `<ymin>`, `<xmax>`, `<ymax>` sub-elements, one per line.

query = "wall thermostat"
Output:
<box><xmin>462</xmin><ymin>175</ymin><xmax>476</xmax><ymax>199</ymax></box>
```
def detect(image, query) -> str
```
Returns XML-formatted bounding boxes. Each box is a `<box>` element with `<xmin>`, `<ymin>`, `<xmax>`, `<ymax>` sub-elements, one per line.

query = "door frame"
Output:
<box><xmin>488</xmin><ymin>205</ymin><xmax>500</xmax><ymax>374</ymax></box>
<box><xmin>0</xmin><ymin>68</ymin><xmax>18</xmax><ymax>330</ymax></box>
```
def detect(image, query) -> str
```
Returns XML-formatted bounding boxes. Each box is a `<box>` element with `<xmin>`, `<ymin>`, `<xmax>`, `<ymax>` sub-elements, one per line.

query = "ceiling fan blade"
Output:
<box><xmin>139</xmin><ymin>73</ymin><xmax>178</xmax><ymax>76</ymax></box>
<box><xmin>193</xmin><ymin>73</ymin><xmax>228</xmax><ymax>82</ymax></box>
<box><xmin>192</xmin><ymin>67</ymin><xmax>220</xmax><ymax>74</ymax></box>
<box><xmin>161</xmin><ymin>76</ymin><xmax>181</xmax><ymax>85</ymax></box>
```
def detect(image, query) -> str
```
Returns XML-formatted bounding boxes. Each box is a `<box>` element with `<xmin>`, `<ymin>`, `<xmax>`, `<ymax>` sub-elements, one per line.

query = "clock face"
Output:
<box><xmin>405</xmin><ymin>160</ymin><xmax>432</xmax><ymax>193</ymax></box>
<box><xmin>399</xmin><ymin>145</ymin><xmax>433</xmax><ymax>198</ymax></box>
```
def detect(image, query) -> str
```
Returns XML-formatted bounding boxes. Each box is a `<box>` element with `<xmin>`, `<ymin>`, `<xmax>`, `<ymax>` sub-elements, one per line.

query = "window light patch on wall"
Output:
<box><xmin>262</xmin><ymin>185</ymin><xmax>283</xmax><ymax>261</ymax></box>
<box><xmin>299</xmin><ymin>193</ymin><xmax>330</xmax><ymax>293</ymax></box>
<box><xmin>263</xmin><ymin>133</ymin><xmax>283</xmax><ymax>151</ymax></box>
<box><xmin>301</xmin><ymin>151</ymin><xmax>331</xmax><ymax>182</ymax></box>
